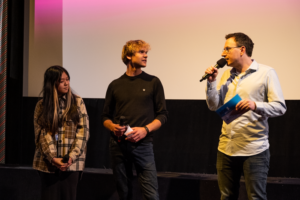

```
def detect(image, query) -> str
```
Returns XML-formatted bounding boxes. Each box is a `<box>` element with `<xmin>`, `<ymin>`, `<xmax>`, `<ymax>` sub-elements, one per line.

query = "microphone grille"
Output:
<box><xmin>217</xmin><ymin>58</ymin><xmax>227</xmax><ymax>68</ymax></box>
<box><xmin>119</xmin><ymin>116</ymin><xmax>125</xmax><ymax>126</ymax></box>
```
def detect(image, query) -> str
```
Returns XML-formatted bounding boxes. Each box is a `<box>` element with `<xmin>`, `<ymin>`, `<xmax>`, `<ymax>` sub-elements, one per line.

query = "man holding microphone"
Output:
<box><xmin>204</xmin><ymin>32</ymin><xmax>286</xmax><ymax>200</ymax></box>
<box><xmin>102</xmin><ymin>40</ymin><xmax>168</xmax><ymax>200</ymax></box>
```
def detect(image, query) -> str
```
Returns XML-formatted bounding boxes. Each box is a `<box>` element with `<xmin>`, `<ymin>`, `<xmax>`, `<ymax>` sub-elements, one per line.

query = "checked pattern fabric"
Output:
<box><xmin>33</xmin><ymin>96</ymin><xmax>90</xmax><ymax>173</ymax></box>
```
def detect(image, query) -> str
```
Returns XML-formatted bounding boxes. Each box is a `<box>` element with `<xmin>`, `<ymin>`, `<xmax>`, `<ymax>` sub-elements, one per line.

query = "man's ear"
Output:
<box><xmin>127</xmin><ymin>55</ymin><xmax>132</xmax><ymax>60</ymax></box>
<box><xmin>240</xmin><ymin>46</ymin><xmax>246</xmax><ymax>56</ymax></box>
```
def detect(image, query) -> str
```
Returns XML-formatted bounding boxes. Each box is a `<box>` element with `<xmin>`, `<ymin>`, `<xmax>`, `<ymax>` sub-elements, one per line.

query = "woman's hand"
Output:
<box><xmin>51</xmin><ymin>157</ymin><xmax>66</xmax><ymax>168</ymax></box>
<box><xmin>59</xmin><ymin>157</ymin><xmax>73</xmax><ymax>171</ymax></box>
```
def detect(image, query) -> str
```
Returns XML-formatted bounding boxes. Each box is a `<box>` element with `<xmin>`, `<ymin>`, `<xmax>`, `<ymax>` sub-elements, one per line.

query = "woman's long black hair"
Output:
<box><xmin>37</xmin><ymin>66</ymin><xmax>79</xmax><ymax>134</ymax></box>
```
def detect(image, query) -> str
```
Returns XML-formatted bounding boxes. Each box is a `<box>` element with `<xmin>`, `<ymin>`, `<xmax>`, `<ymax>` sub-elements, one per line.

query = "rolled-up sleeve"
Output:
<box><xmin>206</xmin><ymin>80</ymin><xmax>221</xmax><ymax>111</ymax></box>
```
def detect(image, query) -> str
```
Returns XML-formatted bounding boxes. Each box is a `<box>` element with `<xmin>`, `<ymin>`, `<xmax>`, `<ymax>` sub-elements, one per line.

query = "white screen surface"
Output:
<box><xmin>26</xmin><ymin>0</ymin><xmax>300</xmax><ymax>99</ymax></box>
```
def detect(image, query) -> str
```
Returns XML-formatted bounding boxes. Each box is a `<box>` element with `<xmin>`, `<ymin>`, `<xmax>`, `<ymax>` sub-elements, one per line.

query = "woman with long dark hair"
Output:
<box><xmin>33</xmin><ymin>66</ymin><xmax>89</xmax><ymax>200</ymax></box>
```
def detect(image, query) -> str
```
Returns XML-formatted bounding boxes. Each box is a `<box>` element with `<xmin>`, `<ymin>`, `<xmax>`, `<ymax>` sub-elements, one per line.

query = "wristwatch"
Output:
<box><xmin>144</xmin><ymin>126</ymin><xmax>150</xmax><ymax>134</ymax></box>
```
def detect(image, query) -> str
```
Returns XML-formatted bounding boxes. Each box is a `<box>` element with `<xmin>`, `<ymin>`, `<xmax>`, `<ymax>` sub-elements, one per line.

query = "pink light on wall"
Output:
<box><xmin>35</xmin><ymin>0</ymin><xmax>62</xmax><ymax>37</ymax></box>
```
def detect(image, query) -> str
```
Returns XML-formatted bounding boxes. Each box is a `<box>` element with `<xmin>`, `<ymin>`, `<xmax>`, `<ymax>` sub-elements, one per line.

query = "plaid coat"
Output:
<box><xmin>33</xmin><ymin>95</ymin><xmax>89</xmax><ymax>173</ymax></box>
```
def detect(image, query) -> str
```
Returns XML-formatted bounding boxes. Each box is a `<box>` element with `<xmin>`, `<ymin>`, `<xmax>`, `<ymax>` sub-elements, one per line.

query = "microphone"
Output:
<box><xmin>200</xmin><ymin>58</ymin><xmax>227</xmax><ymax>82</ymax></box>
<box><xmin>62</xmin><ymin>154</ymin><xmax>69</xmax><ymax>163</ymax></box>
<box><xmin>119</xmin><ymin>116</ymin><xmax>125</xmax><ymax>126</ymax></box>
<box><xmin>118</xmin><ymin>116</ymin><xmax>126</xmax><ymax>142</ymax></box>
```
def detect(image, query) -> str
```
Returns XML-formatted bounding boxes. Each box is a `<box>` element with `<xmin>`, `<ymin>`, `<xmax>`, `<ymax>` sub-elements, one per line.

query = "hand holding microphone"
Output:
<box><xmin>200</xmin><ymin>58</ymin><xmax>227</xmax><ymax>82</ymax></box>
<box><xmin>205</xmin><ymin>66</ymin><xmax>219</xmax><ymax>82</ymax></box>
<box><xmin>117</xmin><ymin>116</ymin><xmax>126</xmax><ymax>142</ymax></box>
<box><xmin>117</xmin><ymin>116</ymin><xmax>134</xmax><ymax>142</ymax></box>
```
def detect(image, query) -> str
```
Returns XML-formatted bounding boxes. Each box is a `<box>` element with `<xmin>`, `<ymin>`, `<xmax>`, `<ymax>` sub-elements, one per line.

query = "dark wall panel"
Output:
<box><xmin>268</xmin><ymin>100</ymin><xmax>300</xmax><ymax>177</ymax></box>
<box><xmin>17</xmin><ymin>98</ymin><xmax>300</xmax><ymax>178</ymax></box>
<box><xmin>153</xmin><ymin>100</ymin><xmax>221</xmax><ymax>174</ymax></box>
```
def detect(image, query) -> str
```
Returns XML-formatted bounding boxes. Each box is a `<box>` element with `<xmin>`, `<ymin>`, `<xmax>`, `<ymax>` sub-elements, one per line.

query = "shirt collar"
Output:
<box><xmin>59</xmin><ymin>94</ymin><xmax>67</xmax><ymax>101</ymax></box>
<box><xmin>230</xmin><ymin>59</ymin><xmax>258</xmax><ymax>75</ymax></box>
<box><xmin>248</xmin><ymin>59</ymin><xmax>258</xmax><ymax>72</ymax></box>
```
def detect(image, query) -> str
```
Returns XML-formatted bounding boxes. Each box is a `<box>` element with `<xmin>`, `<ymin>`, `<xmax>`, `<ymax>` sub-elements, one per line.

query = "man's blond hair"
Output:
<box><xmin>121</xmin><ymin>40</ymin><xmax>151</xmax><ymax>65</ymax></box>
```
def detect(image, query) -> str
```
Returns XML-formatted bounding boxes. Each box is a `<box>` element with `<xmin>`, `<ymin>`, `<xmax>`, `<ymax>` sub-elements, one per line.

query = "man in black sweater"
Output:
<box><xmin>102</xmin><ymin>40</ymin><xmax>168</xmax><ymax>200</ymax></box>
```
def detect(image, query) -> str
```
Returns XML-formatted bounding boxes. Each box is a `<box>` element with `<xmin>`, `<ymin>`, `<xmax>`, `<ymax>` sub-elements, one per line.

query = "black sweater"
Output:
<box><xmin>102</xmin><ymin>71</ymin><xmax>168</xmax><ymax>142</ymax></box>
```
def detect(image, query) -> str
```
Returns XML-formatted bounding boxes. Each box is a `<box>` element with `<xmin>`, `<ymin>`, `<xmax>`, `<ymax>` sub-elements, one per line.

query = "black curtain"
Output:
<box><xmin>5</xmin><ymin>0</ymin><xmax>24</xmax><ymax>165</ymax></box>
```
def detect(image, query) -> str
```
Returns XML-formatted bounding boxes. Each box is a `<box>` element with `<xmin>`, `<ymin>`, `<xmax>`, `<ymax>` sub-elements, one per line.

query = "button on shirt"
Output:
<box><xmin>206</xmin><ymin>60</ymin><xmax>286</xmax><ymax>156</ymax></box>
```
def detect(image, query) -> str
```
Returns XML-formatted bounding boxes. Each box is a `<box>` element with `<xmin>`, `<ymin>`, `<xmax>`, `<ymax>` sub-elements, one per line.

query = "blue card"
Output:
<box><xmin>216</xmin><ymin>94</ymin><xmax>246</xmax><ymax>124</ymax></box>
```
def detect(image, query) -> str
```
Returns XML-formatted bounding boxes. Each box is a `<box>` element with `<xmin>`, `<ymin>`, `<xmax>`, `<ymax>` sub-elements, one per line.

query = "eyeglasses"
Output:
<box><xmin>223</xmin><ymin>46</ymin><xmax>241</xmax><ymax>53</ymax></box>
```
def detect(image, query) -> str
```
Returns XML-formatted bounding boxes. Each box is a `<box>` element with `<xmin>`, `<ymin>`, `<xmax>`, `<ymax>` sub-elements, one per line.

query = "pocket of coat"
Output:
<box><xmin>64</xmin><ymin>120</ymin><xmax>76</xmax><ymax>139</ymax></box>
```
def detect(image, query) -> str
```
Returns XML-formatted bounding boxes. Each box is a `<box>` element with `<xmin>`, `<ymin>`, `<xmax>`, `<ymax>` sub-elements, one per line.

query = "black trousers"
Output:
<box><xmin>38</xmin><ymin>170</ymin><xmax>81</xmax><ymax>200</ymax></box>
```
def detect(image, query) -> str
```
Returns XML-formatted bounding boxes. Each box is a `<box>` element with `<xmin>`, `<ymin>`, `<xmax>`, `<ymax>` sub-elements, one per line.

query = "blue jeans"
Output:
<box><xmin>217</xmin><ymin>149</ymin><xmax>270</xmax><ymax>200</ymax></box>
<box><xmin>109</xmin><ymin>137</ymin><xmax>159</xmax><ymax>200</ymax></box>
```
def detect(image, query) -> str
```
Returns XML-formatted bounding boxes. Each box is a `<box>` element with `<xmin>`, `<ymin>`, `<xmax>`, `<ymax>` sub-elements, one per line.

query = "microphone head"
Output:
<box><xmin>216</xmin><ymin>58</ymin><xmax>227</xmax><ymax>68</ymax></box>
<box><xmin>119</xmin><ymin>116</ymin><xmax>125</xmax><ymax>126</ymax></box>
<box><xmin>62</xmin><ymin>154</ymin><xmax>69</xmax><ymax>163</ymax></box>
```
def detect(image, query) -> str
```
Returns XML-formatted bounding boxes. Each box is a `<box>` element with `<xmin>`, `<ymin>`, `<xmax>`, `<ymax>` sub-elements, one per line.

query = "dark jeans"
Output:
<box><xmin>216</xmin><ymin>149</ymin><xmax>270</xmax><ymax>200</ymax></box>
<box><xmin>110</xmin><ymin>137</ymin><xmax>159</xmax><ymax>200</ymax></box>
<box><xmin>38</xmin><ymin>170</ymin><xmax>81</xmax><ymax>200</ymax></box>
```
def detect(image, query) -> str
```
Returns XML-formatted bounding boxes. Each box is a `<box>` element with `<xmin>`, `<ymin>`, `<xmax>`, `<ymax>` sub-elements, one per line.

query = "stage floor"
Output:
<box><xmin>0</xmin><ymin>165</ymin><xmax>299</xmax><ymax>200</ymax></box>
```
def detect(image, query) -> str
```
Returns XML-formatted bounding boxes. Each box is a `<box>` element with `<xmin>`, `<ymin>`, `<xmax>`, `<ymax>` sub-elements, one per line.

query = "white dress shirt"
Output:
<box><xmin>206</xmin><ymin>60</ymin><xmax>286</xmax><ymax>156</ymax></box>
